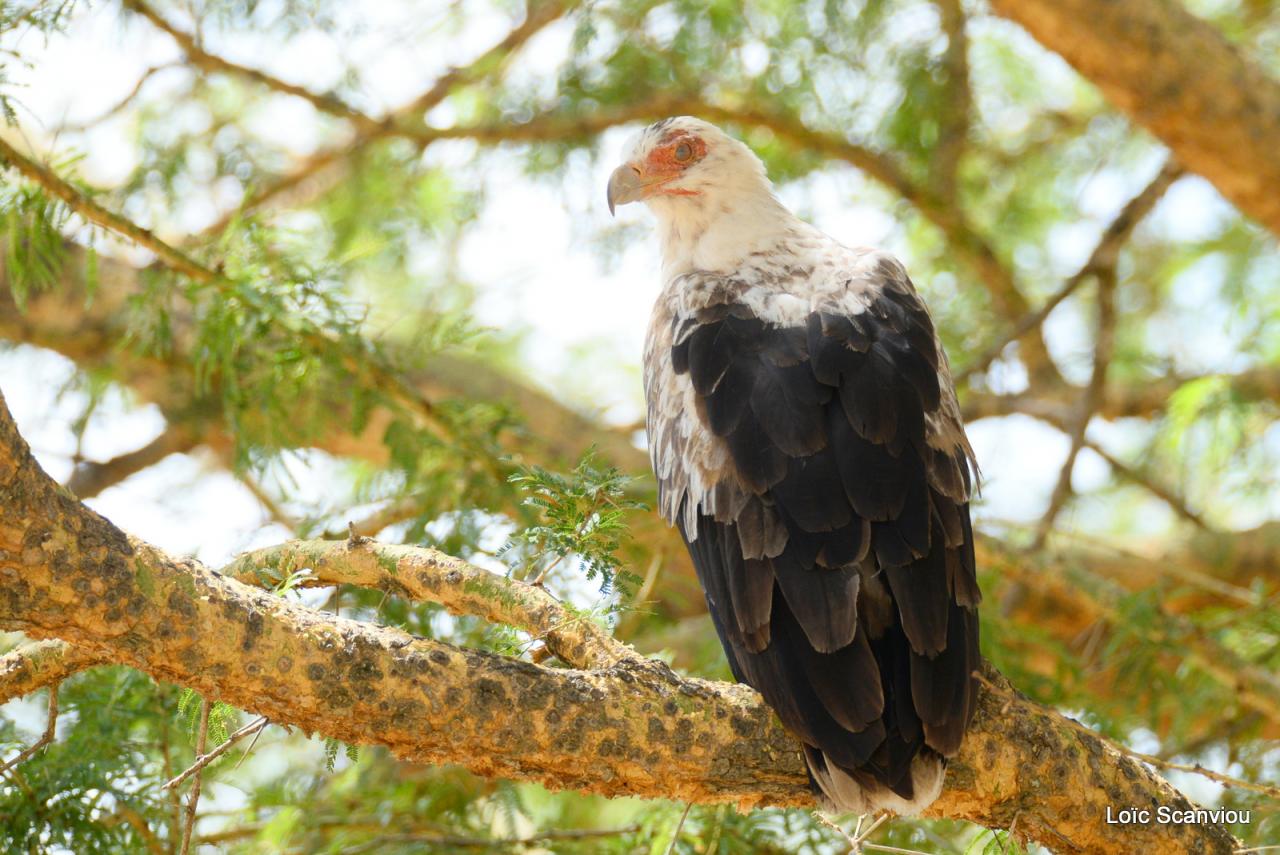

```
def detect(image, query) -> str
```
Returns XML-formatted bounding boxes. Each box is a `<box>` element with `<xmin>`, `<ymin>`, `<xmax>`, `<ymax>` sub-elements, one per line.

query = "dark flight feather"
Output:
<box><xmin>659</xmin><ymin>270</ymin><xmax>980</xmax><ymax>809</ymax></box>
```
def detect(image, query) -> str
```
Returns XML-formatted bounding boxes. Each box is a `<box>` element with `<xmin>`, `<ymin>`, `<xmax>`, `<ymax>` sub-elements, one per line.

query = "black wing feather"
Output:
<box><xmin>668</xmin><ymin>275</ymin><xmax>980</xmax><ymax>798</ymax></box>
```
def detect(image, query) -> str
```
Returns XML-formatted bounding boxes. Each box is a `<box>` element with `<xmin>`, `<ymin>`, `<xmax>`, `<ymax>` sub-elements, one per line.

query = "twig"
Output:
<box><xmin>232</xmin><ymin>716</ymin><xmax>270</xmax><ymax>770</ymax></box>
<box><xmin>663</xmin><ymin>803</ymin><xmax>693</xmax><ymax>855</ymax></box>
<box><xmin>195</xmin><ymin>0</ymin><xmax>580</xmax><ymax>236</ymax></box>
<box><xmin>178</xmin><ymin>698</ymin><xmax>211</xmax><ymax>855</ymax></box>
<box><xmin>1084</xmin><ymin>439</ymin><xmax>1209</xmax><ymax>530</ymax></box>
<box><xmin>974</xmin><ymin>672</ymin><xmax>1280</xmax><ymax>799</ymax></box>
<box><xmin>122</xmin><ymin>1</ymin><xmax>385</xmax><ymax>133</ymax></box>
<box><xmin>958</xmin><ymin>158</ymin><xmax>1184</xmax><ymax>384</ymax></box>
<box><xmin>53</xmin><ymin>62</ymin><xmax>182</xmax><ymax>132</ymax></box>
<box><xmin>164</xmin><ymin>715</ymin><xmax>269</xmax><ymax>790</ymax></box>
<box><xmin>0</xmin><ymin>684</ymin><xmax>59</xmax><ymax>776</ymax></box>
<box><xmin>855</xmin><ymin>814</ymin><xmax>890</xmax><ymax>845</ymax></box>
<box><xmin>324</xmin><ymin>497</ymin><xmax>423</xmax><ymax>540</ymax></box>
<box><xmin>1033</xmin><ymin>263</ymin><xmax>1118</xmax><ymax>548</ymax></box>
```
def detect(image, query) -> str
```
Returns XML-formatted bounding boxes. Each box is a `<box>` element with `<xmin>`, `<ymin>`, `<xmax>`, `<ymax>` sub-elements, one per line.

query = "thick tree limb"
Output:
<box><xmin>987</xmin><ymin>0</ymin><xmax>1280</xmax><ymax>239</ymax></box>
<box><xmin>0</xmin><ymin>388</ymin><xmax>1243</xmax><ymax>855</ymax></box>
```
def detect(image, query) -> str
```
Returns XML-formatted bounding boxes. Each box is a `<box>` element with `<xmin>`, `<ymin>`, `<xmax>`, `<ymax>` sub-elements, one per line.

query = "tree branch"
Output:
<box><xmin>0</xmin><ymin>134</ymin><xmax>459</xmax><ymax>452</ymax></box>
<box><xmin>987</xmin><ymin>0</ymin><xmax>1280</xmax><ymax>238</ymax></box>
<box><xmin>961</xmin><ymin>364</ymin><xmax>1280</xmax><ymax>423</ymax></box>
<box><xmin>178</xmin><ymin>697</ymin><xmax>210</xmax><ymax>855</ymax></box>
<box><xmin>0</xmin><ymin>639</ymin><xmax>106</xmax><ymax>705</ymax></box>
<box><xmin>65</xmin><ymin>424</ymin><xmax>201</xmax><ymax>498</ymax></box>
<box><xmin>1033</xmin><ymin>264</ymin><xmax>1117</xmax><ymax>547</ymax></box>
<box><xmin>122</xmin><ymin>0</ymin><xmax>386</xmax><ymax>134</ymax></box>
<box><xmin>0</xmin><ymin>387</ymin><xmax>1241</xmax><ymax>855</ymax></box>
<box><xmin>932</xmin><ymin>0</ymin><xmax>970</xmax><ymax>196</ymax></box>
<box><xmin>958</xmin><ymin>158</ymin><xmax>1184</xmax><ymax>385</ymax></box>
<box><xmin>223</xmin><ymin>539</ymin><xmax>641</xmax><ymax>670</ymax></box>
<box><xmin>1083</xmin><ymin>439</ymin><xmax>1209</xmax><ymax>530</ymax></box>
<box><xmin>194</xmin><ymin>0</ymin><xmax>580</xmax><ymax>235</ymax></box>
<box><xmin>163</xmin><ymin>715</ymin><xmax>268</xmax><ymax>791</ymax></box>
<box><xmin>0</xmin><ymin>682</ymin><xmax>58</xmax><ymax>776</ymax></box>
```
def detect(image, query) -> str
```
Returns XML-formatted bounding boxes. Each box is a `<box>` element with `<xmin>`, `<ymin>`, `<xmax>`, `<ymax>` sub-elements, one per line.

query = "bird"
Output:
<box><xmin>608</xmin><ymin>117</ymin><xmax>981</xmax><ymax>815</ymax></box>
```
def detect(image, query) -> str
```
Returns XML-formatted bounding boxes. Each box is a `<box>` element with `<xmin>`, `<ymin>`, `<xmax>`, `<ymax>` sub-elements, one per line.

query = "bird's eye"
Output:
<box><xmin>674</xmin><ymin>142</ymin><xmax>693</xmax><ymax>162</ymax></box>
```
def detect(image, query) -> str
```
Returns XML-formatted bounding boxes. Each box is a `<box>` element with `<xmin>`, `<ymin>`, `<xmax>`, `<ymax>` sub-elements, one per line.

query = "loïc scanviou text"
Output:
<box><xmin>1105</xmin><ymin>806</ymin><xmax>1251</xmax><ymax>826</ymax></box>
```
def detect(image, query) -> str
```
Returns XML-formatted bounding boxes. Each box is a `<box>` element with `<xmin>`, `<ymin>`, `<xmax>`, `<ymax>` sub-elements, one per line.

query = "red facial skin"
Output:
<box><xmin>639</xmin><ymin>132</ymin><xmax>707</xmax><ymax>198</ymax></box>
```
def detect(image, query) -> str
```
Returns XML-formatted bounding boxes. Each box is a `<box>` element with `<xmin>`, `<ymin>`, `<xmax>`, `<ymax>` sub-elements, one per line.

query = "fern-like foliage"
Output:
<box><xmin>500</xmin><ymin>449</ymin><xmax>645</xmax><ymax>597</ymax></box>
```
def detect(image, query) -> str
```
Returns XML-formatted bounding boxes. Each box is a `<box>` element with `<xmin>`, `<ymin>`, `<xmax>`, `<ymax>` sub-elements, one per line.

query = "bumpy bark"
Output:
<box><xmin>0</xmin><ymin>639</ymin><xmax>106</xmax><ymax>704</ymax></box>
<box><xmin>988</xmin><ymin>0</ymin><xmax>1280</xmax><ymax>238</ymax></box>
<box><xmin>0</xmin><ymin>388</ymin><xmax>1238</xmax><ymax>854</ymax></box>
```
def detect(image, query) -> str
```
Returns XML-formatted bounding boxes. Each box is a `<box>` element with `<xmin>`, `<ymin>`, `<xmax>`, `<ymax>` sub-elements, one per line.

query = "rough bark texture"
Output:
<box><xmin>0</xmin><ymin>639</ymin><xmax>106</xmax><ymax>704</ymax></box>
<box><xmin>988</xmin><ymin>0</ymin><xmax>1280</xmax><ymax>238</ymax></box>
<box><xmin>223</xmin><ymin>540</ymin><xmax>638</xmax><ymax>671</ymax></box>
<box><xmin>0</xmin><ymin>389</ymin><xmax>1239</xmax><ymax>855</ymax></box>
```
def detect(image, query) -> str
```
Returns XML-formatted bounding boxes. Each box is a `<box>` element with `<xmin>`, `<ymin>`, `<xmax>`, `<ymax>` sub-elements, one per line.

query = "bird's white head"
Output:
<box><xmin>606</xmin><ymin>117</ymin><xmax>769</xmax><ymax>214</ymax></box>
<box><xmin>608</xmin><ymin>117</ymin><xmax>795</xmax><ymax>274</ymax></box>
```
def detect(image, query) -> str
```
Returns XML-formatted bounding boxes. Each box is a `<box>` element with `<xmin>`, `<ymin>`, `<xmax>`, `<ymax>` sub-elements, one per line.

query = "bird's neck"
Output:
<box><xmin>649</xmin><ymin>186</ymin><xmax>803</xmax><ymax>279</ymax></box>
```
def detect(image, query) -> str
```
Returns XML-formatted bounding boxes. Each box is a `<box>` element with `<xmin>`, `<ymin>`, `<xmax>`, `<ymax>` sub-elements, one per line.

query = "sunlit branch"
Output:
<box><xmin>0</xmin><ymin>640</ymin><xmax>106</xmax><ymax>705</ymax></box>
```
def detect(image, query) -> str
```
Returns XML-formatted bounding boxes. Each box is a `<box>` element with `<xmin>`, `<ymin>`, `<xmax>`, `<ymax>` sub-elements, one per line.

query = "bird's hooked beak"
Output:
<box><xmin>607</xmin><ymin>163</ymin><xmax>647</xmax><ymax>216</ymax></box>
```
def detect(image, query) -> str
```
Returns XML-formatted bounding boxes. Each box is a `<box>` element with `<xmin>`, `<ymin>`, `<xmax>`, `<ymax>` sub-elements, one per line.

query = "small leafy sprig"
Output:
<box><xmin>500</xmin><ymin>449</ymin><xmax>645</xmax><ymax>597</ymax></box>
<box><xmin>176</xmin><ymin>688</ymin><xmax>236</xmax><ymax>747</ymax></box>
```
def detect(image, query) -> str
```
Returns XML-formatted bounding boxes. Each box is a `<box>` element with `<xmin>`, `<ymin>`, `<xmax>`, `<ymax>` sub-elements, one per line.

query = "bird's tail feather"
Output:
<box><xmin>804</xmin><ymin>746</ymin><xmax>945</xmax><ymax>817</ymax></box>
